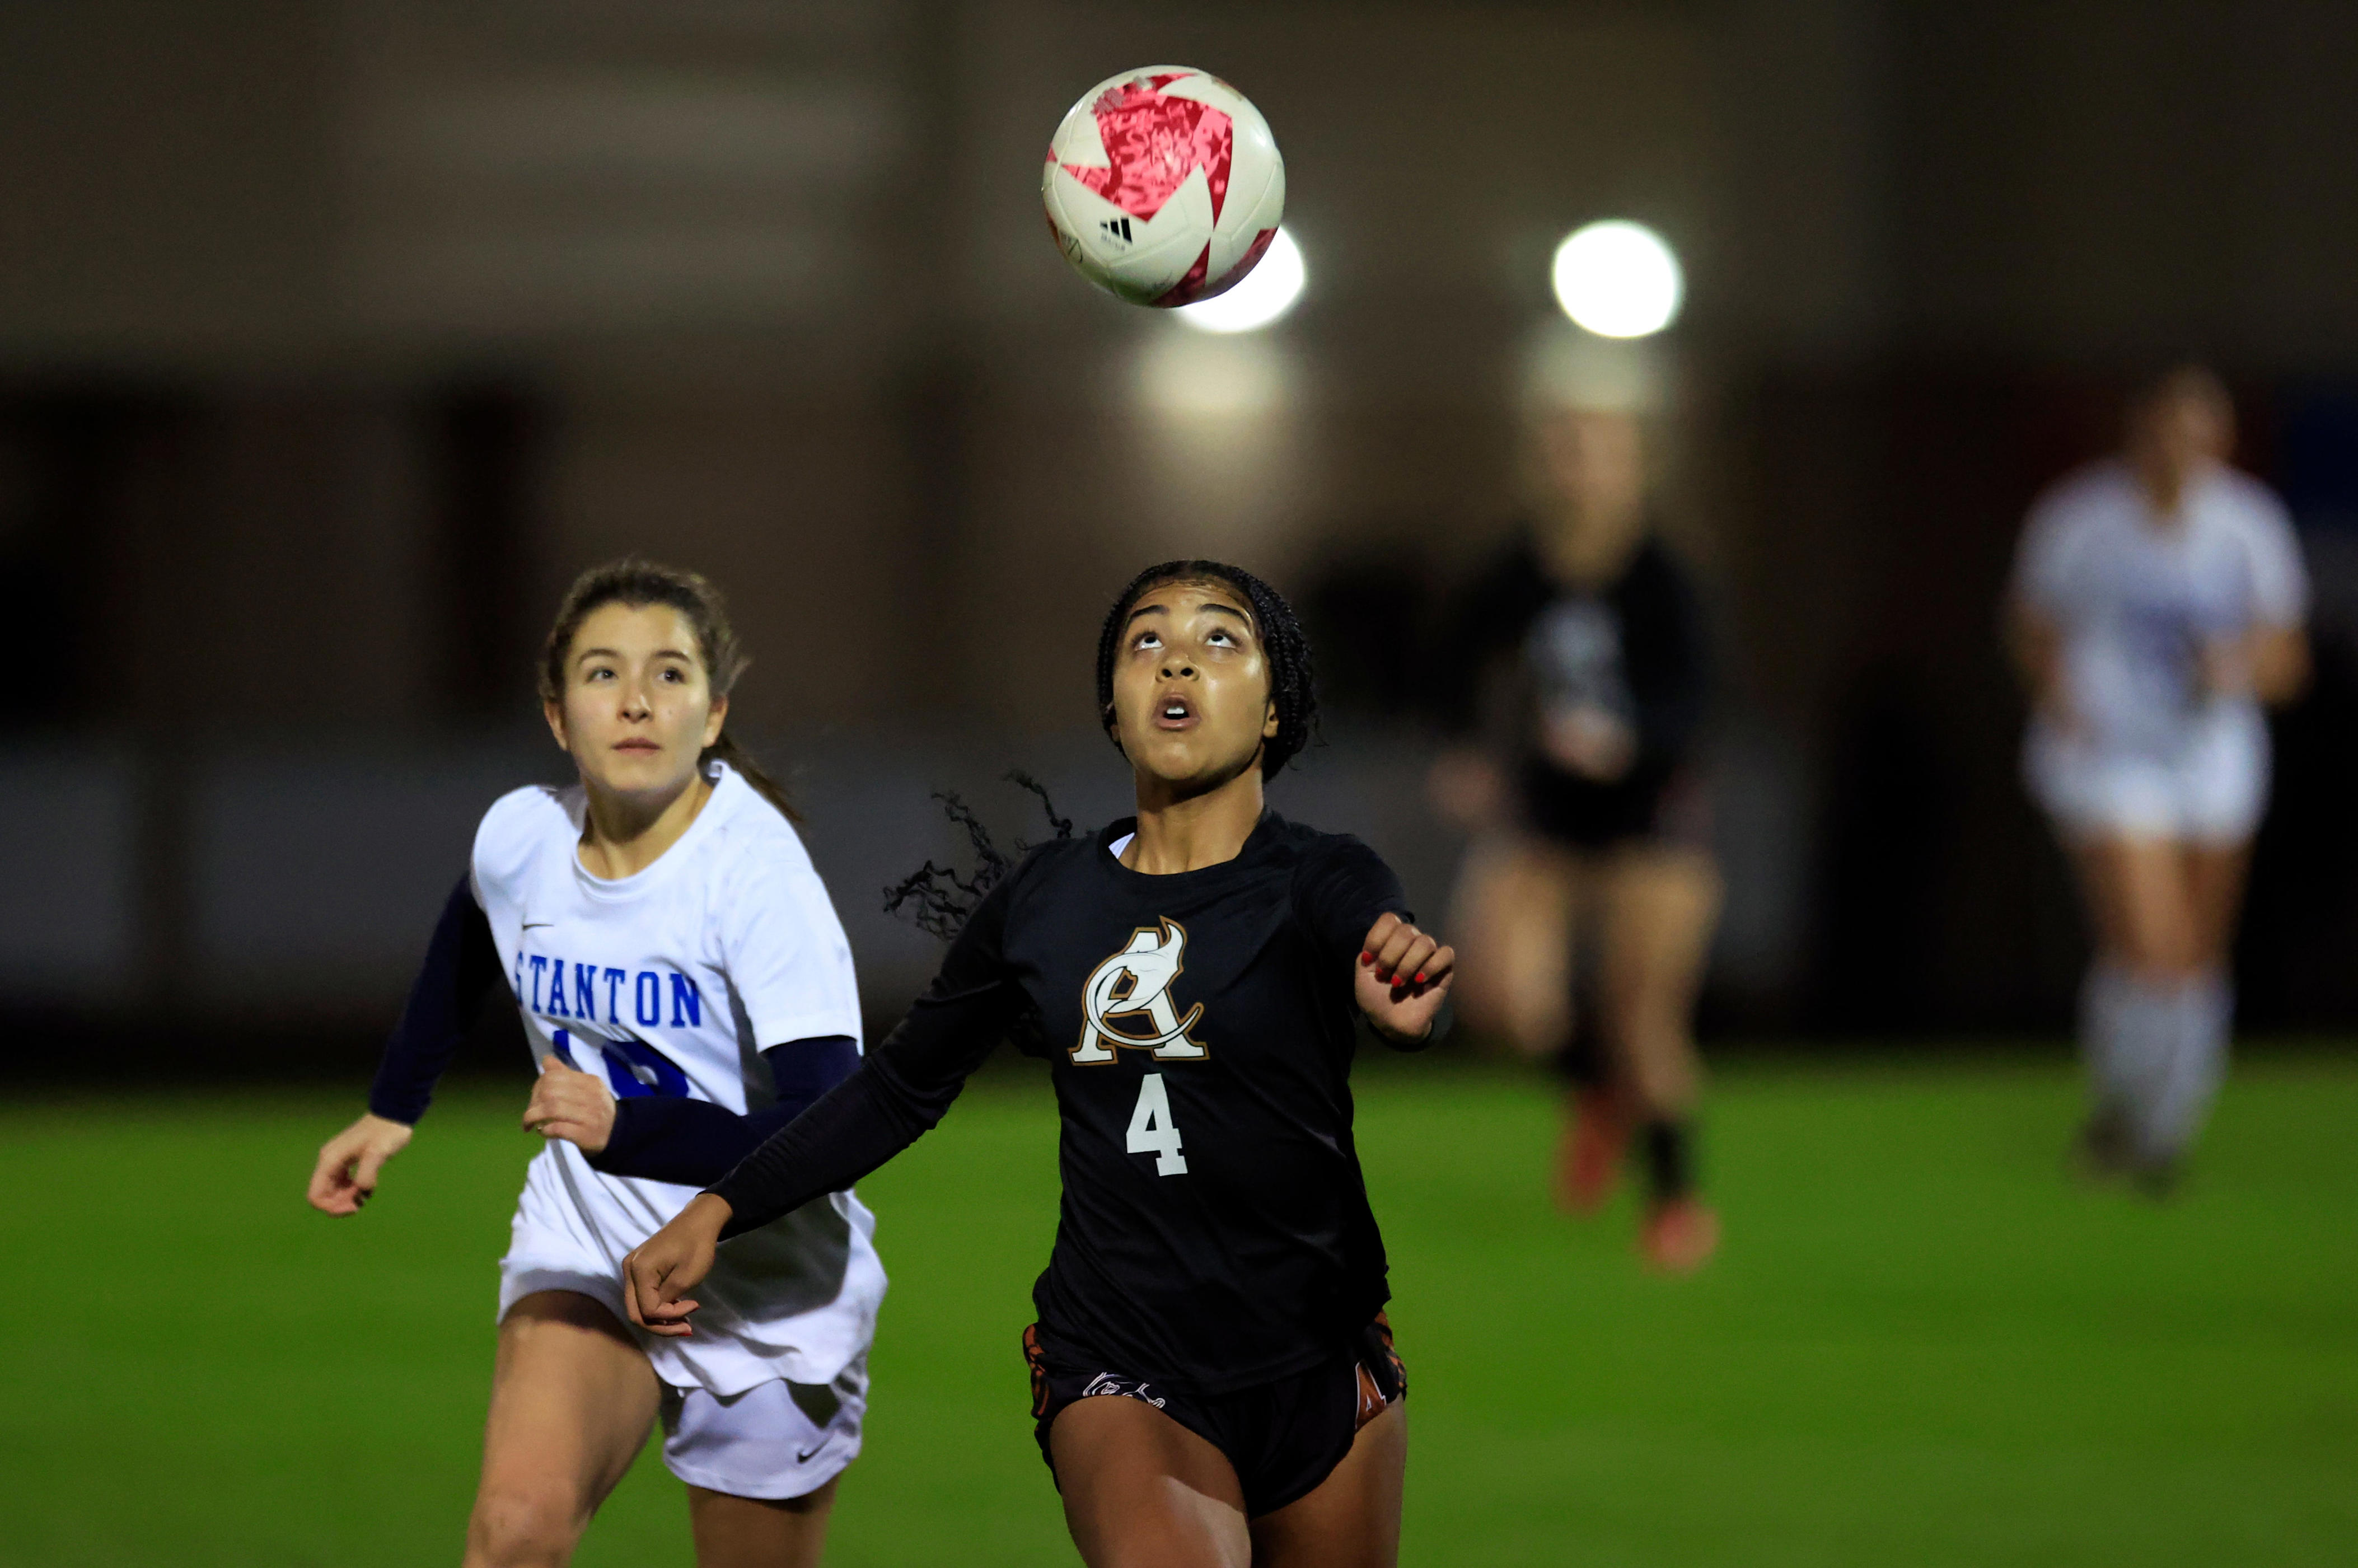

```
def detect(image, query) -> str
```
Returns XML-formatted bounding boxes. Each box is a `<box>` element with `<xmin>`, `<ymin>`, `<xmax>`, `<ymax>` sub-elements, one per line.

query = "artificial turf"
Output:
<box><xmin>3</xmin><ymin>1054</ymin><xmax>2352</xmax><ymax>1566</ymax></box>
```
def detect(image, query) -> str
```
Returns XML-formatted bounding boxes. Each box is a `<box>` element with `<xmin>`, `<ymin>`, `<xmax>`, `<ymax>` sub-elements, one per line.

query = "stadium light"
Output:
<box><xmin>1550</xmin><ymin>220</ymin><xmax>1683</xmax><ymax>339</ymax></box>
<box><xmin>1176</xmin><ymin>228</ymin><xmax>1306</xmax><ymax>334</ymax></box>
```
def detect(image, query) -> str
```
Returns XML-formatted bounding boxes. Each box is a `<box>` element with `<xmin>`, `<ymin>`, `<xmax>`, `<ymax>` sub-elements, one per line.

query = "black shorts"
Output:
<box><xmin>1023</xmin><ymin>1316</ymin><xmax>1405</xmax><ymax>1518</ymax></box>
<box><xmin>1522</xmin><ymin>762</ymin><xmax>1710</xmax><ymax>852</ymax></box>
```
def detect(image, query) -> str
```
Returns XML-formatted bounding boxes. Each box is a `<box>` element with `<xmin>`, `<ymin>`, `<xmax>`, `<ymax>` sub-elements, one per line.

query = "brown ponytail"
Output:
<box><xmin>538</xmin><ymin>558</ymin><xmax>801</xmax><ymax>823</ymax></box>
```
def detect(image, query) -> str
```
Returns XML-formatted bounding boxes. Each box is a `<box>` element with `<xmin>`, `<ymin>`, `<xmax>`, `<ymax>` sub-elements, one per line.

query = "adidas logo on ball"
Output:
<box><xmin>1042</xmin><ymin>65</ymin><xmax>1285</xmax><ymax>308</ymax></box>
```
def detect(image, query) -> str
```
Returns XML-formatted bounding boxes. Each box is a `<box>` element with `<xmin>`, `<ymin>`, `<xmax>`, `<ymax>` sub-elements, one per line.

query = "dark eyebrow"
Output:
<box><xmin>1124</xmin><ymin>600</ymin><xmax>1253</xmax><ymax>630</ymax></box>
<box><xmin>573</xmin><ymin>646</ymin><xmax>695</xmax><ymax>664</ymax></box>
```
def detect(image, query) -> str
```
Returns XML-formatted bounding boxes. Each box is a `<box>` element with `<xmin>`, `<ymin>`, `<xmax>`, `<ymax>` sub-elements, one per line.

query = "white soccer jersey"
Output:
<box><xmin>471</xmin><ymin>762</ymin><xmax>882</xmax><ymax>1396</ymax></box>
<box><xmin>2013</xmin><ymin>457</ymin><xmax>2308</xmax><ymax>758</ymax></box>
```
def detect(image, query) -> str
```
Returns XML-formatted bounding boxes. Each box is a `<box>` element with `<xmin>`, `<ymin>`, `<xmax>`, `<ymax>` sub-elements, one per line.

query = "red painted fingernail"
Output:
<box><xmin>1360</xmin><ymin>951</ymin><xmax>1374</xmax><ymax>965</ymax></box>
<box><xmin>1414</xmin><ymin>972</ymin><xmax>1426</xmax><ymax>984</ymax></box>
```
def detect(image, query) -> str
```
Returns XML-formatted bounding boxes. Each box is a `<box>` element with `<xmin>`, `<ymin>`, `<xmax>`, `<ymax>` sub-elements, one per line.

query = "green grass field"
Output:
<box><xmin>4</xmin><ymin>1054</ymin><xmax>2353</xmax><ymax>1566</ymax></box>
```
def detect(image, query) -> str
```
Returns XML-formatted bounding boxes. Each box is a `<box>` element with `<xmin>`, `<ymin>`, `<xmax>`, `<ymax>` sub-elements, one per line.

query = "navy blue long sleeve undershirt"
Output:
<box><xmin>368</xmin><ymin>876</ymin><xmax>504</xmax><ymax>1126</ymax></box>
<box><xmin>368</xmin><ymin>873</ymin><xmax>862</xmax><ymax>1189</ymax></box>
<box><xmin>586</xmin><ymin>1036</ymin><xmax>859</xmax><ymax>1188</ymax></box>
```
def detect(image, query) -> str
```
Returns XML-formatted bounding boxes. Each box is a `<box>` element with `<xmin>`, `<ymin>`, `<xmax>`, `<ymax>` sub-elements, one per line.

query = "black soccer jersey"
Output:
<box><xmin>708</xmin><ymin>811</ymin><xmax>1425</xmax><ymax>1394</ymax></box>
<box><xmin>1431</xmin><ymin>530</ymin><xmax>1711</xmax><ymax>845</ymax></box>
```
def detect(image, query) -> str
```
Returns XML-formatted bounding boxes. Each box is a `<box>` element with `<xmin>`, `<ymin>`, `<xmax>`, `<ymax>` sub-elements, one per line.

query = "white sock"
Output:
<box><xmin>2145</xmin><ymin>970</ymin><xmax>2231</xmax><ymax>1164</ymax></box>
<box><xmin>2080</xmin><ymin>964</ymin><xmax>2136</xmax><ymax>1115</ymax></box>
<box><xmin>2109</xmin><ymin>974</ymin><xmax>2183</xmax><ymax>1153</ymax></box>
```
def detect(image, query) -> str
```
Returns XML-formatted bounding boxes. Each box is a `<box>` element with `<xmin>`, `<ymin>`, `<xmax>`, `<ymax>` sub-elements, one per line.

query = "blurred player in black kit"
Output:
<box><xmin>1429</xmin><ymin>394</ymin><xmax>1720</xmax><ymax>1272</ymax></box>
<box><xmin>623</xmin><ymin>560</ymin><xmax>1453</xmax><ymax>1568</ymax></box>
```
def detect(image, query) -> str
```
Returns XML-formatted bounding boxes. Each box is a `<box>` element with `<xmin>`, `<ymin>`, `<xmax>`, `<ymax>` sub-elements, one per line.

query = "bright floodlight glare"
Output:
<box><xmin>1177</xmin><ymin>228</ymin><xmax>1305</xmax><ymax>333</ymax></box>
<box><xmin>1550</xmin><ymin>221</ymin><xmax>1683</xmax><ymax>339</ymax></box>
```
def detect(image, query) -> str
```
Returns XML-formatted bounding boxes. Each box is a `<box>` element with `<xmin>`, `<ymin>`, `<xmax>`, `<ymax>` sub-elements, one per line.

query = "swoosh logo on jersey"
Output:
<box><xmin>1073</xmin><ymin>918</ymin><xmax>1209</xmax><ymax>1065</ymax></box>
<box><xmin>796</xmin><ymin>1437</ymin><xmax>832</xmax><ymax>1464</ymax></box>
<box><xmin>522</xmin><ymin>921</ymin><xmax>554</xmax><ymax>930</ymax></box>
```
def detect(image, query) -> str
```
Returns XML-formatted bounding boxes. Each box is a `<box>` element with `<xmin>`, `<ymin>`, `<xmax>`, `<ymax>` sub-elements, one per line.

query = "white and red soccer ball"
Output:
<box><xmin>1042</xmin><ymin>67</ymin><xmax>1286</xmax><ymax>308</ymax></box>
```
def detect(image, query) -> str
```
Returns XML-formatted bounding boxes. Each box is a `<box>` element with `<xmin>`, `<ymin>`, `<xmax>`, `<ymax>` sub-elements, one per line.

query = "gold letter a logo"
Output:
<box><xmin>1073</xmin><ymin>918</ymin><xmax>1209</xmax><ymax>1064</ymax></box>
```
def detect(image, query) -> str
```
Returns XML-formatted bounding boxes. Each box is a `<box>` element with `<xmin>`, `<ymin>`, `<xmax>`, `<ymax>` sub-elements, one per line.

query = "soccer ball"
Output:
<box><xmin>1042</xmin><ymin>66</ymin><xmax>1286</xmax><ymax>308</ymax></box>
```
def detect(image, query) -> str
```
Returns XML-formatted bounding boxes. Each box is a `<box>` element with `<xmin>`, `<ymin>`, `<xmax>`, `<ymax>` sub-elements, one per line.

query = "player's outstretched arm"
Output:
<box><xmin>623</xmin><ymin>1192</ymin><xmax>731</xmax><ymax>1336</ymax></box>
<box><xmin>1356</xmin><ymin>911</ymin><xmax>1456</xmax><ymax>1044</ymax></box>
<box><xmin>312</xmin><ymin>873</ymin><xmax>499</xmax><ymax>1217</ymax></box>
<box><xmin>306</xmin><ymin>1113</ymin><xmax>414</xmax><ymax>1215</ymax></box>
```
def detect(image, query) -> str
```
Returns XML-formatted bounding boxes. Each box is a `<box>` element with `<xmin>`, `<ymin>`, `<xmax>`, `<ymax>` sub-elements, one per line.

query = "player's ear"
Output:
<box><xmin>544</xmin><ymin>697</ymin><xmax>570</xmax><ymax>753</ymax></box>
<box><xmin>701</xmin><ymin>692</ymin><xmax>728</xmax><ymax>750</ymax></box>
<box><xmin>1262</xmin><ymin>696</ymin><xmax>1280</xmax><ymax>739</ymax></box>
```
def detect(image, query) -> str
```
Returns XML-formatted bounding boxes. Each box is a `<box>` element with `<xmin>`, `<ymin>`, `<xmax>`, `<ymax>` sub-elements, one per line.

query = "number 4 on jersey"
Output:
<box><xmin>1125</xmin><ymin>1073</ymin><xmax>1188</xmax><ymax>1176</ymax></box>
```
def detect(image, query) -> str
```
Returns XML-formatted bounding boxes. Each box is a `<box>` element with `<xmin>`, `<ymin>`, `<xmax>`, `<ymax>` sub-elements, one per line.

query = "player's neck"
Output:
<box><xmin>2132</xmin><ymin>450</ymin><xmax>2211</xmax><ymax>523</ymax></box>
<box><xmin>1125</xmin><ymin>764</ymin><xmax>1266</xmax><ymax>874</ymax></box>
<box><xmin>577</xmin><ymin>771</ymin><xmax>714</xmax><ymax>880</ymax></box>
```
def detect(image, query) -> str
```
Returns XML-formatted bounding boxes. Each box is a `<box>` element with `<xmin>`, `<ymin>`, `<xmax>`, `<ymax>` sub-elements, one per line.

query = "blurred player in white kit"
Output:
<box><xmin>2008</xmin><ymin>367</ymin><xmax>2310</xmax><ymax>1191</ymax></box>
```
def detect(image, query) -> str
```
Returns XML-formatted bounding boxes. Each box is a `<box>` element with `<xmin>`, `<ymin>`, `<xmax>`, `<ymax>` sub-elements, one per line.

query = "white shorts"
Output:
<box><xmin>659</xmin><ymin>1355</ymin><xmax>867</xmax><ymax>1500</ymax></box>
<box><xmin>498</xmin><ymin>1255</ymin><xmax>868</xmax><ymax>1500</ymax></box>
<box><xmin>2025</xmin><ymin>713</ymin><xmax>2268</xmax><ymax>843</ymax></box>
<box><xmin>496</xmin><ymin>1142</ymin><xmax>883</xmax><ymax>1392</ymax></box>
<box><xmin>495</xmin><ymin>1154</ymin><xmax>874</xmax><ymax>1500</ymax></box>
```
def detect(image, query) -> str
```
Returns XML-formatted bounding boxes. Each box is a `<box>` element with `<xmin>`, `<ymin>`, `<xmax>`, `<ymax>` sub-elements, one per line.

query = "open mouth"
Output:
<box><xmin>1154</xmin><ymin>695</ymin><xmax>1196</xmax><ymax>730</ymax></box>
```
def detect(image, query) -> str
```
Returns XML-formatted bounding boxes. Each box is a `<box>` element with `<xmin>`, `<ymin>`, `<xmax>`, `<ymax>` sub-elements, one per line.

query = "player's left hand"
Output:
<box><xmin>1355</xmin><ymin>912</ymin><xmax>1455</xmax><ymax>1043</ymax></box>
<box><xmin>524</xmin><ymin>1056</ymin><xmax>617</xmax><ymax>1155</ymax></box>
<box><xmin>623</xmin><ymin>1192</ymin><xmax>732</xmax><ymax>1338</ymax></box>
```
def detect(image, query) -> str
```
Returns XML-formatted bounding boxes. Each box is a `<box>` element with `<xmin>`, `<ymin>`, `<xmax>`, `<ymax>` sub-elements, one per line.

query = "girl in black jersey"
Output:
<box><xmin>1429</xmin><ymin>402</ymin><xmax>1720</xmax><ymax>1271</ymax></box>
<box><xmin>624</xmin><ymin>560</ymin><xmax>1454</xmax><ymax>1567</ymax></box>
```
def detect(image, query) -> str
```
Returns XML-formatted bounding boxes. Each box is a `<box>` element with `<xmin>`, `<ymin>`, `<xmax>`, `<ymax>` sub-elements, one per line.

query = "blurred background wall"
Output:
<box><xmin>4</xmin><ymin>0</ymin><xmax>2356</xmax><ymax>1066</ymax></box>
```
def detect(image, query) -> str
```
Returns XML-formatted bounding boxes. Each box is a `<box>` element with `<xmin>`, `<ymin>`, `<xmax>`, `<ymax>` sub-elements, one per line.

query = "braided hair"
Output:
<box><xmin>1093</xmin><ymin>559</ymin><xmax>1319</xmax><ymax>779</ymax></box>
<box><xmin>887</xmin><ymin>563</ymin><xmax>1318</xmax><ymax>944</ymax></box>
<box><xmin>883</xmin><ymin>771</ymin><xmax>1073</xmax><ymax>940</ymax></box>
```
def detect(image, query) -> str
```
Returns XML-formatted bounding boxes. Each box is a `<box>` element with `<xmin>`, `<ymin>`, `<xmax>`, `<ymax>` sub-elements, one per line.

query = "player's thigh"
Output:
<box><xmin>686</xmin><ymin>1478</ymin><xmax>835</xmax><ymax>1568</ymax></box>
<box><xmin>467</xmin><ymin>1290</ymin><xmax>663</xmax><ymax>1565</ymax></box>
<box><xmin>1049</xmin><ymin>1395</ymin><xmax>1251</xmax><ymax>1568</ymax></box>
<box><xmin>1248</xmin><ymin>1400</ymin><xmax>1406</xmax><ymax>1568</ymax></box>
<box><xmin>1449</xmin><ymin>835</ymin><xmax>1580</xmax><ymax>1050</ymax></box>
<box><xmin>2069</xmin><ymin>835</ymin><xmax>2197</xmax><ymax>973</ymax></box>
<box><xmin>2184</xmin><ymin>840</ymin><xmax>2252</xmax><ymax>968</ymax></box>
<box><xmin>1443</xmin><ymin>835</ymin><xmax>1539</xmax><ymax>1026</ymax></box>
<box><xmin>1596</xmin><ymin>846</ymin><xmax>1721</xmax><ymax>1017</ymax></box>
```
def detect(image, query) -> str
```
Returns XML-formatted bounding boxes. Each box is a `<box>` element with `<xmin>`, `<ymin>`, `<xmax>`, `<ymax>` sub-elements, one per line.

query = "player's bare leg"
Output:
<box><xmin>1446</xmin><ymin>833</ymin><xmax>1578</xmax><ymax>1060</ymax></box>
<box><xmin>464</xmin><ymin>1290</ymin><xmax>663</xmax><ymax>1568</ymax></box>
<box><xmin>1049</xmin><ymin>1396</ymin><xmax>1251</xmax><ymax>1568</ymax></box>
<box><xmin>2066</xmin><ymin>835</ymin><xmax>2235</xmax><ymax>1184</ymax></box>
<box><xmin>1597</xmin><ymin>845</ymin><xmax>1719</xmax><ymax>1116</ymax></box>
<box><xmin>2185</xmin><ymin>841</ymin><xmax>2251</xmax><ymax>971</ymax></box>
<box><xmin>686</xmin><ymin>1477</ymin><xmax>837</xmax><ymax>1568</ymax></box>
<box><xmin>2071</xmin><ymin>835</ymin><xmax>2200</xmax><ymax>979</ymax></box>
<box><xmin>1448</xmin><ymin>838</ymin><xmax>1622</xmax><ymax>1209</ymax></box>
<box><xmin>2159</xmin><ymin>839</ymin><xmax>2253</xmax><ymax>1181</ymax></box>
<box><xmin>1248</xmin><ymin>1400</ymin><xmax>1406</xmax><ymax>1568</ymax></box>
<box><xmin>1597</xmin><ymin>845</ymin><xmax>1721</xmax><ymax>1268</ymax></box>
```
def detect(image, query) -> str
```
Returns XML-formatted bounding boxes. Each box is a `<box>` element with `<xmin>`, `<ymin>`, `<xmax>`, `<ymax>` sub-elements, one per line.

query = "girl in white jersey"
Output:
<box><xmin>305</xmin><ymin>560</ymin><xmax>881</xmax><ymax>1567</ymax></box>
<box><xmin>2008</xmin><ymin>368</ymin><xmax>2310</xmax><ymax>1190</ymax></box>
